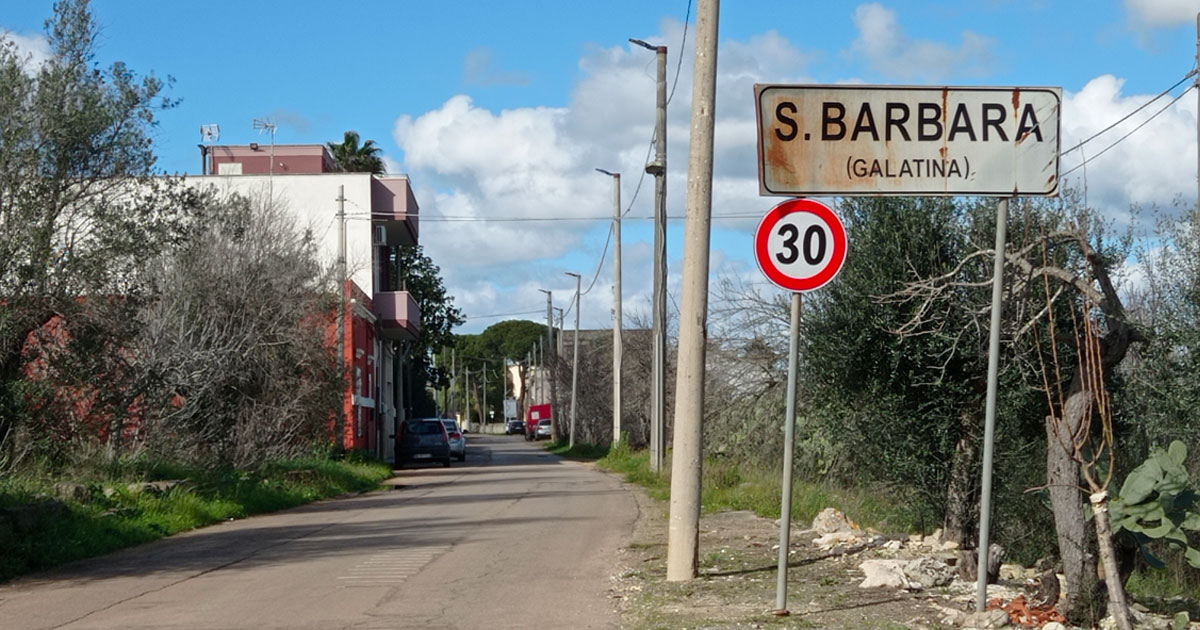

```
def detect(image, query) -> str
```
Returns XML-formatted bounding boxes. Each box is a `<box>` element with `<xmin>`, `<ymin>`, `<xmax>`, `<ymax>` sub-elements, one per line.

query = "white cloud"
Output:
<box><xmin>1</xmin><ymin>29</ymin><xmax>51</xmax><ymax>72</ymax></box>
<box><xmin>848</xmin><ymin>3</ymin><xmax>994</xmax><ymax>81</ymax></box>
<box><xmin>393</xmin><ymin>19</ymin><xmax>822</xmax><ymax>332</ymax></box>
<box><xmin>1059</xmin><ymin>75</ymin><xmax>1197</xmax><ymax>222</ymax></box>
<box><xmin>392</xmin><ymin>15</ymin><xmax>1198</xmax><ymax>334</ymax></box>
<box><xmin>1125</xmin><ymin>0</ymin><xmax>1200</xmax><ymax>28</ymax></box>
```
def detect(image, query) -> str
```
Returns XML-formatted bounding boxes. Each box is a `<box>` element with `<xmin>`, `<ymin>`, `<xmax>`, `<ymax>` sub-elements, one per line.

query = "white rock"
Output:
<box><xmin>1041</xmin><ymin>622</ymin><xmax>1068</xmax><ymax>630</ymax></box>
<box><xmin>860</xmin><ymin>559</ymin><xmax>910</xmax><ymax>589</ymax></box>
<box><xmin>811</xmin><ymin>507</ymin><xmax>856</xmax><ymax>534</ymax></box>
<box><xmin>904</xmin><ymin>556</ymin><xmax>954</xmax><ymax>589</ymax></box>
<box><xmin>858</xmin><ymin>558</ymin><xmax>953</xmax><ymax>591</ymax></box>
<box><xmin>998</xmin><ymin>563</ymin><xmax>1025</xmax><ymax>581</ymax></box>
<box><xmin>812</xmin><ymin>530</ymin><xmax>860</xmax><ymax>548</ymax></box>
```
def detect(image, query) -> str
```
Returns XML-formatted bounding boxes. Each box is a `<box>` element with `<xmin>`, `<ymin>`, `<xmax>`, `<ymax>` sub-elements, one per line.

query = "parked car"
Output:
<box><xmin>440</xmin><ymin>418</ymin><xmax>466</xmax><ymax>461</ymax></box>
<box><xmin>505</xmin><ymin>418</ymin><xmax>525</xmax><ymax>435</ymax></box>
<box><xmin>534</xmin><ymin>418</ymin><xmax>552</xmax><ymax>440</ymax></box>
<box><xmin>396</xmin><ymin>418</ymin><xmax>451</xmax><ymax>468</ymax></box>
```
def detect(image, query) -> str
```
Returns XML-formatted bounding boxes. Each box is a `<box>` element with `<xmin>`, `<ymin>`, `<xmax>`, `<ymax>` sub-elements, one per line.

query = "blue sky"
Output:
<box><xmin>4</xmin><ymin>1</ymin><xmax>1200</xmax><ymax>333</ymax></box>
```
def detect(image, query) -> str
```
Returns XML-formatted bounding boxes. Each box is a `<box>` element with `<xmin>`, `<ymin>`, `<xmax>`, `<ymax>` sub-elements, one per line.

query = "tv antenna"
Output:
<box><xmin>199</xmin><ymin>124</ymin><xmax>220</xmax><ymax>174</ymax></box>
<box><xmin>253</xmin><ymin>117</ymin><xmax>277</xmax><ymax>196</ymax></box>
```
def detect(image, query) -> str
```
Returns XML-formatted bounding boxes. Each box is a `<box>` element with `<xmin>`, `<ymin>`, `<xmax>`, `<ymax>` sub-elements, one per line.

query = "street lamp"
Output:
<box><xmin>596</xmin><ymin>168</ymin><xmax>622</xmax><ymax>446</ymax></box>
<box><xmin>538</xmin><ymin>288</ymin><xmax>558</xmax><ymax>441</ymax></box>
<box><xmin>630</xmin><ymin>36</ymin><xmax>668</xmax><ymax>472</ymax></box>
<box><xmin>565</xmin><ymin>272</ymin><xmax>581</xmax><ymax>449</ymax></box>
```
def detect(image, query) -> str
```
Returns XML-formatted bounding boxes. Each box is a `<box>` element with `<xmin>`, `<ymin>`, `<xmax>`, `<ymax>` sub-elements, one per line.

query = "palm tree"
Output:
<box><xmin>326</xmin><ymin>130</ymin><xmax>385</xmax><ymax>174</ymax></box>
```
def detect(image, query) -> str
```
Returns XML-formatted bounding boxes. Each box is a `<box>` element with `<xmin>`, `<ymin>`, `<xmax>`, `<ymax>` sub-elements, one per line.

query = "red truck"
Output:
<box><xmin>525</xmin><ymin>404</ymin><xmax>552</xmax><ymax>441</ymax></box>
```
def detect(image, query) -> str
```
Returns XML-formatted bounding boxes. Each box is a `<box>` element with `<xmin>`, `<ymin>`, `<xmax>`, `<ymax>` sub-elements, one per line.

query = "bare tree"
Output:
<box><xmin>884</xmin><ymin>199</ymin><xmax>1141</xmax><ymax>624</ymax></box>
<box><xmin>133</xmin><ymin>193</ymin><xmax>341</xmax><ymax>468</ymax></box>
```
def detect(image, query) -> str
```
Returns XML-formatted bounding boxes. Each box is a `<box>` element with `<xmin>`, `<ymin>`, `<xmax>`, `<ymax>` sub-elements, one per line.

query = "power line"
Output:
<box><xmin>1061</xmin><ymin>84</ymin><xmax>1194</xmax><ymax>179</ymax></box>
<box><xmin>666</xmin><ymin>0</ymin><xmax>692</xmax><ymax>106</ymax></box>
<box><xmin>580</xmin><ymin>223</ymin><xmax>614</xmax><ymax>297</ymax></box>
<box><xmin>1059</xmin><ymin>69</ymin><xmax>1196</xmax><ymax>158</ymax></box>
<box><xmin>422</xmin><ymin>215</ymin><xmax>604</xmax><ymax>223</ymax></box>
<box><xmin>464</xmin><ymin>309</ymin><xmax>545</xmax><ymax>321</ymax></box>
<box><xmin>420</xmin><ymin>212</ymin><xmax>763</xmax><ymax>223</ymax></box>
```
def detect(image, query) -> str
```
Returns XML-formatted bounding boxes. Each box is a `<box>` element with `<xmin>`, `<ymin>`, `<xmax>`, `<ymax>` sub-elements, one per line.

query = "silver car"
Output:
<box><xmin>440</xmin><ymin>419</ymin><xmax>466</xmax><ymax>461</ymax></box>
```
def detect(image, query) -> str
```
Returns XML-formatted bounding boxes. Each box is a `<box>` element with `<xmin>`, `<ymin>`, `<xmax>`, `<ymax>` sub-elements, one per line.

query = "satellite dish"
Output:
<box><xmin>200</xmin><ymin>124</ymin><xmax>220</xmax><ymax>143</ymax></box>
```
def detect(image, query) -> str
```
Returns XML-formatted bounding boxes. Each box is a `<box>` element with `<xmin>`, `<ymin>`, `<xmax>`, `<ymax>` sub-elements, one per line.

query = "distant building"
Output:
<box><xmin>187</xmin><ymin>143</ymin><xmax>421</xmax><ymax>462</ymax></box>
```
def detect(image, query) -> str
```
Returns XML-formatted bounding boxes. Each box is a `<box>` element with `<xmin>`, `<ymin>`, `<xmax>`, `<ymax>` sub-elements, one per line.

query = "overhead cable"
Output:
<box><xmin>464</xmin><ymin>309</ymin><xmax>545</xmax><ymax>321</ymax></box>
<box><xmin>1061</xmin><ymin>84</ymin><xmax>1194</xmax><ymax>178</ymax></box>
<box><xmin>666</xmin><ymin>0</ymin><xmax>693</xmax><ymax>106</ymax></box>
<box><xmin>1059</xmin><ymin>69</ymin><xmax>1196</xmax><ymax>157</ymax></box>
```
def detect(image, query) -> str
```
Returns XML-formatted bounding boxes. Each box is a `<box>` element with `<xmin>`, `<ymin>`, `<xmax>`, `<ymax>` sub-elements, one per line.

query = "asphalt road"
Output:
<box><xmin>0</xmin><ymin>435</ymin><xmax>639</xmax><ymax>629</ymax></box>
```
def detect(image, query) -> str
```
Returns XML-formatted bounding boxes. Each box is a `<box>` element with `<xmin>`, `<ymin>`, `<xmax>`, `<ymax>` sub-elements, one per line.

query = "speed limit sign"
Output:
<box><xmin>754</xmin><ymin>198</ymin><xmax>847</xmax><ymax>292</ymax></box>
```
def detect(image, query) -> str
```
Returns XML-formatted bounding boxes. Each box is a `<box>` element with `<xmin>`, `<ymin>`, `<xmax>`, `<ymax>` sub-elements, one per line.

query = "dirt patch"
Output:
<box><xmin>611</xmin><ymin>491</ymin><xmax>948</xmax><ymax>629</ymax></box>
<box><xmin>608</xmin><ymin>485</ymin><xmax>1196</xmax><ymax>630</ymax></box>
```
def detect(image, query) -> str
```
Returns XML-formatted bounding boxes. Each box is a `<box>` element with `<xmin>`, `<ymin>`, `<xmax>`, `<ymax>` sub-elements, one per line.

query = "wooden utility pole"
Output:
<box><xmin>666</xmin><ymin>0</ymin><xmax>719</xmax><ymax>582</ymax></box>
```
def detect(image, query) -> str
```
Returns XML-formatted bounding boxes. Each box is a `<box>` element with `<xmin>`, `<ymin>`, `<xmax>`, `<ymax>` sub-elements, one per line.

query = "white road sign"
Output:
<box><xmin>755</xmin><ymin>84</ymin><xmax>1061</xmax><ymax>196</ymax></box>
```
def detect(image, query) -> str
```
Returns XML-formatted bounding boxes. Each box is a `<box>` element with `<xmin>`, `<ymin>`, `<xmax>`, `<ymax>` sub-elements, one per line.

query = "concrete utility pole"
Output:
<box><xmin>596</xmin><ymin>169</ymin><xmax>623</xmax><ymax>445</ymax></box>
<box><xmin>539</xmin><ymin>289</ymin><xmax>557</xmax><ymax>441</ymax></box>
<box><xmin>554</xmin><ymin>308</ymin><xmax>564</xmax><ymax>430</ymax></box>
<box><xmin>534</xmin><ymin>340</ymin><xmax>541</xmax><ymax>405</ymax></box>
<box><xmin>555</xmin><ymin>307</ymin><xmax>565</xmax><ymax>356</ymax></box>
<box><xmin>630</xmin><ymin>37</ymin><xmax>668</xmax><ymax>473</ymax></box>
<box><xmin>666</xmin><ymin>0</ymin><xmax>719</xmax><ymax>582</ymax></box>
<box><xmin>566</xmin><ymin>272</ymin><xmax>582</xmax><ymax>448</ymax></box>
<box><xmin>464</xmin><ymin>366</ymin><xmax>471</xmax><ymax>427</ymax></box>
<box><xmin>335</xmin><ymin>185</ymin><xmax>347</xmax><ymax>450</ymax></box>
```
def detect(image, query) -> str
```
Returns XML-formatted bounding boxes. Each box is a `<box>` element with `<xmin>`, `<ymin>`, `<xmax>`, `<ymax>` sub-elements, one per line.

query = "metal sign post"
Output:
<box><xmin>975</xmin><ymin>196</ymin><xmax>1009</xmax><ymax>611</ymax></box>
<box><xmin>754</xmin><ymin>198</ymin><xmax>847</xmax><ymax>614</ymax></box>
<box><xmin>775</xmin><ymin>291</ymin><xmax>802</xmax><ymax>613</ymax></box>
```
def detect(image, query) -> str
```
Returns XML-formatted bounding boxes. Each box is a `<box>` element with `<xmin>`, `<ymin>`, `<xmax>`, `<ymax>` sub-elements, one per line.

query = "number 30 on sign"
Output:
<box><xmin>754</xmin><ymin>198</ymin><xmax>847</xmax><ymax>293</ymax></box>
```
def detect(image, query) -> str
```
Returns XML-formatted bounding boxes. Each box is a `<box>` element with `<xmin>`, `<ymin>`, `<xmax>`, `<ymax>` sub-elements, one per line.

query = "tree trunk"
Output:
<box><xmin>944</xmin><ymin>407</ymin><xmax>979</xmax><ymax>547</ymax></box>
<box><xmin>1046</xmin><ymin>388</ymin><xmax>1104</xmax><ymax>626</ymax></box>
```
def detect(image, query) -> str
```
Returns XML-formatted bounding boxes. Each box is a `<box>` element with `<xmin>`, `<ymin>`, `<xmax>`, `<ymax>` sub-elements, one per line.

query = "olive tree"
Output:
<box><xmin>0</xmin><ymin>0</ymin><xmax>189</xmax><ymax>467</ymax></box>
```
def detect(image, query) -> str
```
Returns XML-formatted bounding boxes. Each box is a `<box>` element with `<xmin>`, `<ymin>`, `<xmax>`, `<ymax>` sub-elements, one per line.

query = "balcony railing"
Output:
<box><xmin>371</xmin><ymin>178</ymin><xmax>418</xmax><ymax>247</ymax></box>
<box><xmin>374</xmin><ymin>290</ymin><xmax>420</xmax><ymax>341</ymax></box>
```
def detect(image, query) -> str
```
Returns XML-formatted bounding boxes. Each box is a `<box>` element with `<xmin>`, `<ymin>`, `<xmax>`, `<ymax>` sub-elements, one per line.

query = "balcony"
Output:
<box><xmin>371</xmin><ymin>177</ymin><xmax>419</xmax><ymax>247</ymax></box>
<box><xmin>374</xmin><ymin>290</ymin><xmax>420</xmax><ymax>341</ymax></box>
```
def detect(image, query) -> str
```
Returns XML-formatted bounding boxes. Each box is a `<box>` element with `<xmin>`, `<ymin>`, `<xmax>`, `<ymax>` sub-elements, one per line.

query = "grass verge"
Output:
<box><xmin>544</xmin><ymin>439</ymin><xmax>612</xmax><ymax>461</ymax></box>
<box><xmin>0</xmin><ymin>453</ymin><xmax>393</xmax><ymax>583</ymax></box>
<box><xmin>596</xmin><ymin>441</ymin><xmax>921</xmax><ymax>534</ymax></box>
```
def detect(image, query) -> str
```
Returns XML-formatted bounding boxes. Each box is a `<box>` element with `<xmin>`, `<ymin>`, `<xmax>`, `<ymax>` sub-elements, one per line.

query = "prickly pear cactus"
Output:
<box><xmin>1110</xmin><ymin>441</ymin><xmax>1200</xmax><ymax>568</ymax></box>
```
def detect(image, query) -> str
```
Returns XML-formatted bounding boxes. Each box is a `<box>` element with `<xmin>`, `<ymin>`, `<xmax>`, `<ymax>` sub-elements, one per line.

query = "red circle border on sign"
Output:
<box><xmin>754</xmin><ymin>198</ymin><xmax>847</xmax><ymax>293</ymax></box>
